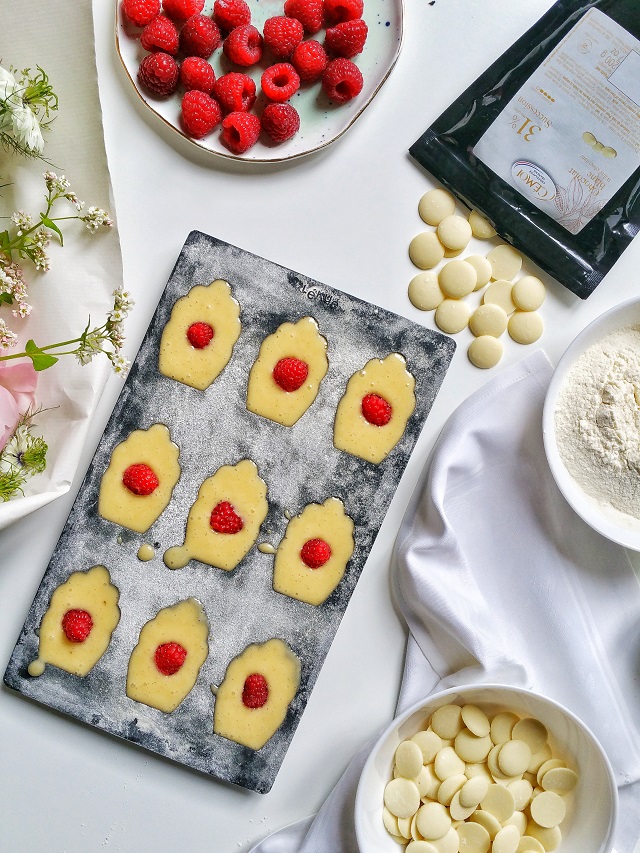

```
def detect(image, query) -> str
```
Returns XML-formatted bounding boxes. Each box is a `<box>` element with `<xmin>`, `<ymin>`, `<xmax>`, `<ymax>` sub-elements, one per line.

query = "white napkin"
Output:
<box><xmin>252</xmin><ymin>350</ymin><xmax>640</xmax><ymax>853</ymax></box>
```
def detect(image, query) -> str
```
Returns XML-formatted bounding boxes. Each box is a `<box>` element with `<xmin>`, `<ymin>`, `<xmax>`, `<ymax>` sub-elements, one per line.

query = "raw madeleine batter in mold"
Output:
<box><xmin>272</xmin><ymin>498</ymin><xmax>355</xmax><ymax>605</ymax></box>
<box><xmin>333</xmin><ymin>353</ymin><xmax>416</xmax><ymax>464</ymax></box>
<box><xmin>246</xmin><ymin>316</ymin><xmax>328</xmax><ymax>426</ymax></box>
<box><xmin>158</xmin><ymin>279</ymin><xmax>241</xmax><ymax>390</ymax></box>
<box><xmin>126</xmin><ymin>598</ymin><xmax>209</xmax><ymax>713</ymax></box>
<box><xmin>212</xmin><ymin>638</ymin><xmax>300</xmax><ymax>750</ymax></box>
<box><xmin>163</xmin><ymin>459</ymin><xmax>268</xmax><ymax>571</ymax></box>
<box><xmin>98</xmin><ymin>423</ymin><xmax>181</xmax><ymax>534</ymax></box>
<box><xmin>28</xmin><ymin>565</ymin><xmax>120</xmax><ymax>678</ymax></box>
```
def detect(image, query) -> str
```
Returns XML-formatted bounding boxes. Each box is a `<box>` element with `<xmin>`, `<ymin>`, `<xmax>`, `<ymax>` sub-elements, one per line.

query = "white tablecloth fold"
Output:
<box><xmin>252</xmin><ymin>350</ymin><xmax>640</xmax><ymax>853</ymax></box>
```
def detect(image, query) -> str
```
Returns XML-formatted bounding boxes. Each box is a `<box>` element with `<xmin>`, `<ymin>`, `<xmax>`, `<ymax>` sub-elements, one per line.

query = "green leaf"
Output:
<box><xmin>25</xmin><ymin>339</ymin><xmax>38</xmax><ymax>353</ymax></box>
<box><xmin>40</xmin><ymin>213</ymin><xmax>63</xmax><ymax>245</ymax></box>
<box><xmin>29</xmin><ymin>351</ymin><xmax>58</xmax><ymax>371</ymax></box>
<box><xmin>0</xmin><ymin>292</ymin><xmax>13</xmax><ymax>305</ymax></box>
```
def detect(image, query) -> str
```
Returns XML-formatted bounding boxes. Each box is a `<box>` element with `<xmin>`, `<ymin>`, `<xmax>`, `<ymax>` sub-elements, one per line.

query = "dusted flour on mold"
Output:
<box><xmin>555</xmin><ymin>325</ymin><xmax>640</xmax><ymax>527</ymax></box>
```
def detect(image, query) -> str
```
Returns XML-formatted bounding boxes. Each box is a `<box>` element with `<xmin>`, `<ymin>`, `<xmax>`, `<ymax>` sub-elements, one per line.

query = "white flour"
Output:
<box><xmin>555</xmin><ymin>324</ymin><xmax>640</xmax><ymax>527</ymax></box>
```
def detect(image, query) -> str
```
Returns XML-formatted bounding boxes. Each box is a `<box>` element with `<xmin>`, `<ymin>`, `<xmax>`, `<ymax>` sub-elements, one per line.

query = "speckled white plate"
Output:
<box><xmin>115</xmin><ymin>0</ymin><xmax>403</xmax><ymax>163</ymax></box>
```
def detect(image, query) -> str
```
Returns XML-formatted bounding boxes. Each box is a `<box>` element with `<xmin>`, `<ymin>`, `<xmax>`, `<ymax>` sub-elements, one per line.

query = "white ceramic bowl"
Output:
<box><xmin>355</xmin><ymin>684</ymin><xmax>617</xmax><ymax>853</ymax></box>
<box><xmin>543</xmin><ymin>298</ymin><xmax>640</xmax><ymax>551</ymax></box>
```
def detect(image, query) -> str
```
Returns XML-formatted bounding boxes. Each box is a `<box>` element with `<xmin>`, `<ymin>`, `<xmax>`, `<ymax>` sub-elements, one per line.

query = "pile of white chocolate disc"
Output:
<box><xmin>407</xmin><ymin>189</ymin><xmax>546</xmax><ymax>370</ymax></box>
<box><xmin>383</xmin><ymin>702</ymin><xmax>579</xmax><ymax>852</ymax></box>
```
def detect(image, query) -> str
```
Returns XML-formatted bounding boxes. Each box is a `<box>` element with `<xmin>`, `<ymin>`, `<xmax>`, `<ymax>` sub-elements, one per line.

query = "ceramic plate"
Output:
<box><xmin>115</xmin><ymin>0</ymin><xmax>403</xmax><ymax>163</ymax></box>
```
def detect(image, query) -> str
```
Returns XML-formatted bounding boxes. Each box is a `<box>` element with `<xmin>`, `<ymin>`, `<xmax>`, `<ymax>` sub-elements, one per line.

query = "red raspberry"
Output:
<box><xmin>223</xmin><ymin>24</ymin><xmax>263</xmax><ymax>66</ymax></box>
<box><xmin>220</xmin><ymin>111</ymin><xmax>261</xmax><ymax>154</ymax></box>
<box><xmin>361</xmin><ymin>393</ymin><xmax>392</xmax><ymax>426</ymax></box>
<box><xmin>213</xmin><ymin>0</ymin><xmax>251</xmax><ymax>32</ymax></box>
<box><xmin>261</xmin><ymin>103</ymin><xmax>300</xmax><ymax>142</ymax></box>
<box><xmin>186</xmin><ymin>321</ymin><xmax>215</xmax><ymax>347</ymax></box>
<box><xmin>272</xmin><ymin>356</ymin><xmax>308</xmax><ymax>390</ymax></box>
<box><xmin>213</xmin><ymin>72</ymin><xmax>256</xmax><ymax>113</ymax></box>
<box><xmin>321</xmin><ymin>57</ymin><xmax>363</xmax><ymax>103</ymax></box>
<box><xmin>181</xmin><ymin>90</ymin><xmax>222</xmax><ymax>137</ymax></box>
<box><xmin>300</xmin><ymin>538</ymin><xmax>332</xmax><ymax>568</ymax></box>
<box><xmin>122</xmin><ymin>0</ymin><xmax>160</xmax><ymax>28</ymax></box>
<box><xmin>284</xmin><ymin>0</ymin><xmax>324</xmax><ymax>35</ymax></box>
<box><xmin>325</xmin><ymin>19</ymin><xmax>367</xmax><ymax>58</ymax></box>
<box><xmin>62</xmin><ymin>609</ymin><xmax>94</xmax><ymax>643</ymax></box>
<box><xmin>210</xmin><ymin>500</ymin><xmax>244</xmax><ymax>533</ymax></box>
<box><xmin>140</xmin><ymin>14</ymin><xmax>179</xmax><ymax>54</ymax></box>
<box><xmin>162</xmin><ymin>0</ymin><xmax>204</xmax><ymax>22</ymax></box>
<box><xmin>291</xmin><ymin>40</ymin><xmax>327</xmax><ymax>83</ymax></box>
<box><xmin>180</xmin><ymin>56</ymin><xmax>216</xmax><ymax>93</ymax></box>
<box><xmin>154</xmin><ymin>642</ymin><xmax>187</xmax><ymax>675</ymax></box>
<box><xmin>138</xmin><ymin>52</ymin><xmax>180</xmax><ymax>96</ymax></box>
<box><xmin>242</xmin><ymin>673</ymin><xmax>269</xmax><ymax>708</ymax></box>
<box><xmin>324</xmin><ymin>0</ymin><xmax>363</xmax><ymax>25</ymax></box>
<box><xmin>263</xmin><ymin>16</ymin><xmax>304</xmax><ymax>60</ymax></box>
<box><xmin>180</xmin><ymin>14</ymin><xmax>221</xmax><ymax>58</ymax></box>
<box><xmin>261</xmin><ymin>63</ymin><xmax>300</xmax><ymax>103</ymax></box>
<box><xmin>122</xmin><ymin>463</ymin><xmax>160</xmax><ymax>495</ymax></box>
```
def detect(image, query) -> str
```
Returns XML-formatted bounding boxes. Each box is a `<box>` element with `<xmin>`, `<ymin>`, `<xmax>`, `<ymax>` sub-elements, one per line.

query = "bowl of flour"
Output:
<box><xmin>544</xmin><ymin>298</ymin><xmax>640</xmax><ymax>550</ymax></box>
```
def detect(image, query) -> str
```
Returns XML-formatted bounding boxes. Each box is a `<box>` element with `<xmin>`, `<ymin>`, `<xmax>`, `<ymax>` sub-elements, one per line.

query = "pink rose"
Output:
<box><xmin>0</xmin><ymin>361</ymin><xmax>38</xmax><ymax>452</ymax></box>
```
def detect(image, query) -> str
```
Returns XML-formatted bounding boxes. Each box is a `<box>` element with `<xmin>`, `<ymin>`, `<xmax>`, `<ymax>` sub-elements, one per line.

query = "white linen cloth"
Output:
<box><xmin>0</xmin><ymin>0</ymin><xmax>124</xmax><ymax>529</ymax></box>
<box><xmin>252</xmin><ymin>350</ymin><xmax>640</xmax><ymax>853</ymax></box>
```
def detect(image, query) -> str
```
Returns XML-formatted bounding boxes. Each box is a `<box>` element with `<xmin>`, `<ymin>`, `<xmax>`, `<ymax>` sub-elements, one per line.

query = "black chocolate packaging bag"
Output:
<box><xmin>410</xmin><ymin>0</ymin><xmax>640</xmax><ymax>298</ymax></box>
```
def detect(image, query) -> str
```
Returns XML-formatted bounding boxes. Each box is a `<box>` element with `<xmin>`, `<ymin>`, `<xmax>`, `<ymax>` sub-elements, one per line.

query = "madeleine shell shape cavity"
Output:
<box><xmin>159</xmin><ymin>279</ymin><xmax>241</xmax><ymax>390</ymax></box>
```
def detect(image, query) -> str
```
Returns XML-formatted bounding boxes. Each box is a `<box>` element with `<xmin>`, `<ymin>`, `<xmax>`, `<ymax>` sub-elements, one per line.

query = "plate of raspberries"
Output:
<box><xmin>116</xmin><ymin>0</ymin><xmax>403</xmax><ymax>161</ymax></box>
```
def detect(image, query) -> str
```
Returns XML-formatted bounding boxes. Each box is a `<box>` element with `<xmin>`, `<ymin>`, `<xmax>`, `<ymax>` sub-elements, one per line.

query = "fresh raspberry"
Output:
<box><xmin>223</xmin><ymin>24</ymin><xmax>263</xmax><ymax>66</ymax></box>
<box><xmin>186</xmin><ymin>321</ymin><xmax>215</xmax><ymax>347</ymax></box>
<box><xmin>272</xmin><ymin>356</ymin><xmax>308</xmax><ymax>390</ymax></box>
<box><xmin>210</xmin><ymin>500</ymin><xmax>244</xmax><ymax>533</ymax></box>
<box><xmin>300</xmin><ymin>538</ymin><xmax>332</xmax><ymax>568</ymax></box>
<box><xmin>261</xmin><ymin>63</ymin><xmax>300</xmax><ymax>103</ymax></box>
<box><xmin>122</xmin><ymin>463</ymin><xmax>160</xmax><ymax>495</ymax></box>
<box><xmin>138</xmin><ymin>52</ymin><xmax>180</xmax><ymax>96</ymax></box>
<box><xmin>162</xmin><ymin>0</ymin><xmax>204</xmax><ymax>22</ymax></box>
<box><xmin>291</xmin><ymin>39</ymin><xmax>327</xmax><ymax>83</ymax></box>
<box><xmin>284</xmin><ymin>0</ymin><xmax>324</xmax><ymax>35</ymax></box>
<box><xmin>213</xmin><ymin>72</ymin><xmax>256</xmax><ymax>113</ymax></box>
<box><xmin>261</xmin><ymin>103</ymin><xmax>300</xmax><ymax>142</ymax></box>
<box><xmin>361</xmin><ymin>393</ymin><xmax>392</xmax><ymax>426</ymax></box>
<box><xmin>321</xmin><ymin>57</ymin><xmax>363</xmax><ymax>103</ymax></box>
<box><xmin>181</xmin><ymin>90</ymin><xmax>222</xmax><ymax>137</ymax></box>
<box><xmin>122</xmin><ymin>0</ymin><xmax>161</xmax><ymax>28</ymax></box>
<box><xmin>180</xmin><ymin>14</ymin><xmax>221</xmax><ymax>58</ymax></box>
<box><xmin>62</xmin><ymin>609</ymin><xmax>94</xmax><ymax>643</ymax></box>
<box><xmin>263</xmin><ymin>16</ymin><xmax>304</xmax><ymax>60</ymax></box>
<box><xmin>180</xmin><ymin>56</ymin><xmax>216</xmax><ymax>93</ymax></box>
<box><xmin>220</xmin><ymin>111</ymin><xmax>261</xmax><ymax>154</ymax></box>
<box><xmin>242</xmin><ymin>673</ymin><xmax>269</xmax><ymax>708</ymax></box>
<box><xmin>140</xmin><ymin>14</ymin><xmax>180</xmax><ymax>54</ymax></box>
<box><xmin>154</xmin><ymin>642</ymin><xmax>187</xmax><ymax>675</ymax></box>
<box><xmin>324</xmin><ymin>0</ymin><xmax>364</xmax><ymax>25</ymax></box>
<box><xmin>213</xmin><ymin>0</ymin><xmax>251</xmax><ymax>33</ymax></box>
<box><xmin>325</xmin><ymin>18</ymin><xmax>367</xmax><ymax>58</ymax></box>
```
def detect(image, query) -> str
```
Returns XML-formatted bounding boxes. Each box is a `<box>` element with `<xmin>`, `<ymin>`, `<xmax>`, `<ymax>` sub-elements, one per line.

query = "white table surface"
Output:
<box><xmin>1</xmin><ymin>1</ymin><xmax>639</xmax><ymax>850</ymax></box>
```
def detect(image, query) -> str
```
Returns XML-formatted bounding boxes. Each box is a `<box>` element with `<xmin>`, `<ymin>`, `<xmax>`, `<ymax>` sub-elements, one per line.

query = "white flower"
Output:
<box><xmin>0</xmin><ymin>66</ymin><xmax>18</xmax><ymax>108</ymax></box>
<box><xmin>11</xmin><ymin>104</ymin><xmax>44</xmax><ymax>154</ymax></box>
<box><xmin>0</xmin><ymin>425</ymin><xmax>29</xmax><ymax>473</ymax></box>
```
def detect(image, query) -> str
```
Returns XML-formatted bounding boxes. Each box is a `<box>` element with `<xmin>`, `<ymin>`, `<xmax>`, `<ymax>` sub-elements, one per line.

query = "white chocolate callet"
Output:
<box><xmin>516</xmin><ymin>837</ymin><xmax>545</xmax><ymax>853</ymax></box>
<box><xmin>432</xmin><ymin>828</ymin><xmax>462</xmax><ymax>853</ymax></box>
<box><xmin>412</xmin><ymin>729</ymin><xmax>443</xmax><ymax>763</ymax></box>
<box><xmin>465</xmin><ymin>254</ymin><xmax>493</xmax><ymax>290</ymax></box>
<box><xmin>529</xmin><ymin>791</ymin><xmax>566</xmax><ymax>829</ymax></box>
<box><xmin>469</xmin><ymin>209</ymin><xmax>497</xmax><ymax>239</ymax></box>
<box><xmin>443</xmin><ymin>245</ymin><xmax>465</xmax><ymax>258</ymax></box>
<box><xmin>540</xmin><ymin>766</ymin><xmax>578</xmax><ymax>794</ymax></box>
<box><xmin>459</xmin><ymin>775</ymin><xmax>490</xmax><ymax>809</ymax></box>
<box><xmin>437</xmin><ymin>215</ymin><xmax>473</xmax><ymax>251</ymax></box>
<box><xmin>437</xmin><ymin>773</ymin><xmax>467</xmax><ymax>806</ymax></box>
<box><xmin>511</xmin><ymin>276</ymin><xmax>546</xmax><ymax>312</ymax></box>
<box><xmin>384</xmin><ymin>777</ymin><xmax>421</xmax><ymax>819</ymax></box>
<box><xmin>410</xmin><ymin>232</ymin><xmax>446</xmax><ymax>269</ymax></box>
<box><xmin>435</xmin><ymin>299</ymin><xmax>471</xmax><ymax>335</ymax></box>
<box><xmin>490</xmin><ymin>712</ymin><xmax>520</xmax><ymax>745</ymax></box>
<box><xmin>528</xmin><ymin>744</ymin><xmax>552</xmax><ymax>774</ymax></box>
<box><xmin>461</xmin><ymin>705</ymin><xmax>491</xmax><ymax>738</ymax></box>
<box><xmin>498</xmin><ymin>740</ymin><xmax>532</xmax><ymax>777</ymax></box>
<box><xmin>434</xmin><ymin>746</ymin><xmax>466</xmax><ymax>780</ymax></box>
<box><xmin>487</xmin><ymin>245</ymin><xmax>522</xmax><ymax>281</ymax></box>
<box><xmin>383</xmin><ymin>806</ymin><xmax>400</xmax><ymax>837</ymax></box>
<box><xmin>507</xmin><ymin>778</ymin><xmax>533</xmax><ymax>811</ymax></box>
<box><xmin>525</xmin><ymin>822</ymin><xmax>562</xmax><ymax>850</ymax></box>
<box><xmin>536</xmin><ymin>758</ymin><xmax>565</xmax><ymax>787</ymax></box>
<box><xmin>457</xmin><ymin>821</ymin><xmax>491</xmax><ymax>853</ymax></box>
<box><xmin>407</xmin><ymin>840</ymin><xmax>439</xmax><ymax>853</ymax></box>
<box><xmin>503</xmin><ymin>810</ymin><xmax>527</xmax><ymax>835</ymax></box>
<box><xmin>454</xmin><ymin>729</ymin><xmax>492</xmax><ymax>763</ymax></box>
<box><xmin>449</xmin><ymin>790</ymin><xmax>476</xmax><ymax>821</ymax></box>
<box><xmin>483</xmin><ymin>280</ymin><xmax>516</xmax><ymax>315</ymax></box>
<box><xmin>481</xmin><ymin>783</ymin><xmax>516</xmax><ymax>823</ymax></box>
<box><xmin>409</xmin><ymin>271</ymin><xmax>444</xmax><ymax>311</ymax></box>
<box><xmin>416</xmin><ymin>801</ymin><xmax>452</xmax><ymax>840</ymax></box>
<box><xmin>492</xmin><ymin>824</ymin><xmax>521</xmax><ymax>853</ymax></box>
<box><xmin>593</xmin><ymin>141</ymin><xmax>604</xmax><ymax>152</ymax></box>
<box><xmin>419</xmin><ymin>188</ymin><xmax>457</xmax><ymax>225</ymax></box>
<box><xmin>469</xmin><ymin>810</ymin><xmax>502</xmax><ymax>840</ymax></box>
<box><xmin>431</xmin><ymin>705</ymin><xmax>465</xmax><ymax>740</ymax></box>
<box><xmin>396</xmin><ymin>740</ymin><xmax>426</xmax><ymax>779</ymax></box>
<box><xmin>398</xmin><ymin>815</ymin><xmax>413</xmax><ymax>839</ymax></box>
<box><xmin>469</xmin><ymin>304</ymin><xmax>508</xmax><ymax>338</ymax></box>
<box><xmin>468</xmin><ymin>337</ymin><xmax>503</xmax><ymax>369</ymax></box>
<box><xmin>438</xmin><ymin>259</ymin><xmax>477</xmax><ymax>298</ymax></box>
<box><xmin>410</xmin><ymin>811</ymin><xmax>424</xmax><ymax>841</ymax></box>
<box><xmin>582</xmin><ymin>131</ymin><xmax>596</xmax><ymax>146</ymax></box>
<box><xmin>416</xmin><ymin>764</ymin><xmax>441</xmax><ymax>799</ymax></box>
<box><xmin>602</xmin><ymin>146</ymin><xmax>617</xmax><ymax>158</ymax></box>
<box><xmin>487</xmin><ymin>744</ymin><xmax>509</xmax><ymax>780</ymax></box>
<box><xmin>466</xmin><ymin>762</ymin><xmax>493</xmax><ymax>782</ymax></box>
<box><xmin>511</xmin><ymin>718</ymin><xmax>548</xmax><ymax>754</ymax></box>
<box><xmin>508</xmin><ymin>311</ymin><xmax>543</xmax><ymax>345</ymax></box>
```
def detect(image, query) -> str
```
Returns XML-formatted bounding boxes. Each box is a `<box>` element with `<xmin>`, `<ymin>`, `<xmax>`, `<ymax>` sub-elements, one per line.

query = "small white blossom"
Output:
<box><xmin>0</xmin><ymin>317</ymin><xmax>18</xmax><ymax>349</ymax></box>
<box><xmin>111</xmin><ymin>353</ymin><xmax>131</xmax><ymax>376</ymax></box>
<box><xmin>10</xmin><ymin>104</ymin><xmax>44</xmax><ymax>154</ymax></box>
<box><xmin>11</xmin><ymin>210</ymin><xmax>34</xmax><ymax>233</ymax></box>
<box><xmin>82</xmin><ymin>206</ymin><xmax>113</xmax><ymax>231</ymax></box>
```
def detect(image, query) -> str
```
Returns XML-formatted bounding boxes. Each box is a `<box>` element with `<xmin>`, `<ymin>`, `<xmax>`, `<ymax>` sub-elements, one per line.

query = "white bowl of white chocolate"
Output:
<box><xmin>355</xmin><ymin>684</ymin><xmax>617</xmax><ymax>853</ymax></box>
